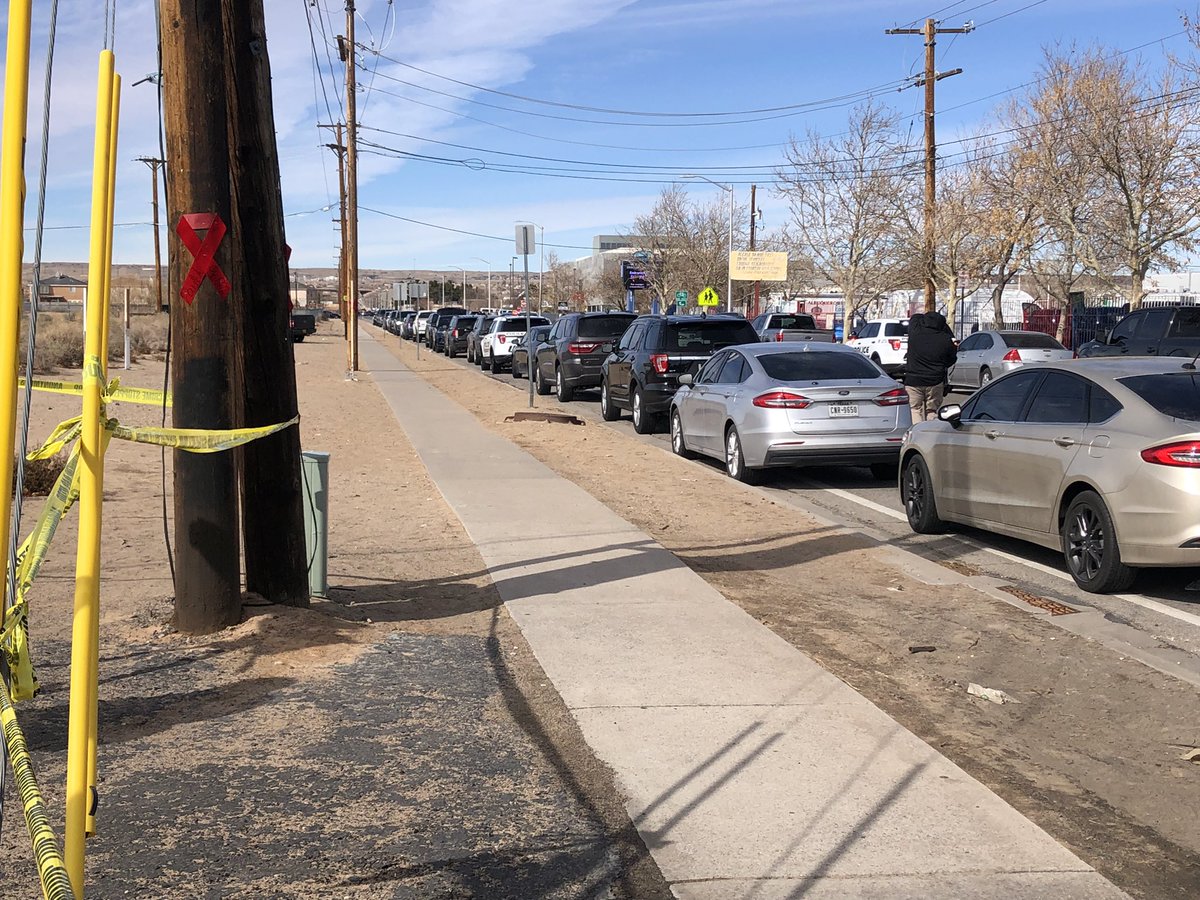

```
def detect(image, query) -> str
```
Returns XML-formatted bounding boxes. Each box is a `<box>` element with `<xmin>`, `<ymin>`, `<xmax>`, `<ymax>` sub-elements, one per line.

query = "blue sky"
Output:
<box><xmin>10</xmin><ymin>0</ymin><xmax>1194</xmax><ymax>273</ymax></box>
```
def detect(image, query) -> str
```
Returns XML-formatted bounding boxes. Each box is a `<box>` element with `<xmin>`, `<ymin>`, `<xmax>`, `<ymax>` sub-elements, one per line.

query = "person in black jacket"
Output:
<box><xmin>905</xmin><ymin>311</ymin><xmax>957</xmax><ymax>421</ymax></box>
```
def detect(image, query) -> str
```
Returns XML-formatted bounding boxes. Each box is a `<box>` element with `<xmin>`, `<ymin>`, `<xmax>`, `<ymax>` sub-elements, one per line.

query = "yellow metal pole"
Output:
<box><xmin>0</xmin><ymin>0</ymin><xmax>33</xmax><ymax>651</ymax></box>
<box><xmin>84</xmin><ymin>70</ymin><xmax>120</xmax><ymax>843</ymax></box>
<box><xmin>65</xmin><ymin>49</ymin><xmax>115</xmax><ymax>898</ymax></box>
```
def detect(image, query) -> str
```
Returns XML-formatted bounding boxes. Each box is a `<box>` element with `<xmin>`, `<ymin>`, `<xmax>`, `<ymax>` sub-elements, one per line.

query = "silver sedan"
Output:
<box><xmin>670</xmin><ymin>343</ymin><xmax>912</xmax><ymax>484</ymax></box>
<box><xmin>900</xmin><ymin>358</ymin><xmax>1200</xmax><ymax>593</ymax></box>
<box><xmin>949</xmin><ymin>330</ymin><xmax>1074</xmax><ymax>390</ymax></box>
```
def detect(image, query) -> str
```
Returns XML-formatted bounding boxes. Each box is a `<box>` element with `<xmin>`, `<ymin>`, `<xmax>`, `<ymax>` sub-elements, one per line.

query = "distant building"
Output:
<box><xmin>35</xmin><ymin>273</ymin><xmax>87</xmax><ymax>303</ymax></box>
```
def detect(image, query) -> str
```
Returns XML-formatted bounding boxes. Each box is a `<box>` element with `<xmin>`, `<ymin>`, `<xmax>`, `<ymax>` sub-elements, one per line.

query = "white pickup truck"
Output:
<box><xmin>844</xmin><ymin>319</ymin><xmax>908</xmax><ymax>376</ymax></box>
<box><xmin>750</xmin><ymin>313</ymin><xmax>835</xmax><ymax>343</ymax></box>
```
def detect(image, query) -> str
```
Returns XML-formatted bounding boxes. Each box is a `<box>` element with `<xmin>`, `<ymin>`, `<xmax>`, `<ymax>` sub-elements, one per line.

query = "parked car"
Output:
<box><xmin>844</xmin><ymin>319</ymin><xmax>909</xmax><ymax>375</ymax></box>
<box><xmin>670</xmin><ymin>343</ymin><xmax>910</xmax><ymax>484</ymax></box>
<box><xmin>512</xmin><ymin>325</ymin><xmax>553</xmax><ymax>380</ymax></box>
<box><xmin>413</xmin><ymin>310</ymin><xmax>432</xmax><ymax>341</ymax></box>
<box><xmin>289</xmin><ymin>310</ymin><xmax>317</xmax><ymax>342</ymax></box>
<box><xmin>533</xmin><ymin>312</ymin><xmax>636</xmax><ymax>401</ymax></box>
<box><xmin>1077</xmin><ymin>305</ymin><xmax>1200</xmax><ymax>359</ymax></box>
<box><xmin>424</xmin><ymin>307</ymin><xmax>468</xmax><ymax>349</ymax></box>
<box><xmin>900</xmin><ymin>358</ymin><xmax>1200</xmax><ymax>593</ymax></box>
<box><xmin>443</xmin><ymin>315</ymin><xmax>478</xmax><ymax>358</ymax></box>
<box><xmin>480</xmin><ymin>315</ymin><xmax>551</xmax><ymax>371</ymax></box>
<box><xmin>600</xmin><ymin>314</ymin><xmax>759</xmax><ymax>434</ymax></box>
<box><xmin>467</xmin><ymin>315</ymin><xmax>496</xmax><ymax>364</ymax></box>
<box><xmin>948</xmin><ymin>330</ymin><xmax>1074</xmax><ymax>390</ymax></box>
<box><xmin>399</xmin><ymin>311</ymin><xmax>418</xmax><ymax>339</ymax></box>
<box><xmin>750</xmin><ymin>312</ymin><xmax>835</xmax><ymax>344</ymax></box>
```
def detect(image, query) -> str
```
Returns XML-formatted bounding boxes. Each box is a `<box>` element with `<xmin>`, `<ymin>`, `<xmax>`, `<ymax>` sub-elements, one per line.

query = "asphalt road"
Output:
<box><xmin>399</xmin><ymin>330</ymin><xmax>1200</xmax><ymax>680</ymax></box>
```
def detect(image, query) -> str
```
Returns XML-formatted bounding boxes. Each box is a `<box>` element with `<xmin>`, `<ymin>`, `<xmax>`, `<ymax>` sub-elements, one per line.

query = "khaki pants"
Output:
<box><xmin>906</xmin><ymin>384</ymin><xmax>945</xmax><ymax>422</ymax></box>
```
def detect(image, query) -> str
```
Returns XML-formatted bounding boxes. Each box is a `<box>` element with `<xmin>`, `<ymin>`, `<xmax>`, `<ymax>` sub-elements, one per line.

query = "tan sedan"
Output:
<box><xmin>899</xmin><ymin>358</ymin><xmax>1200</xmax><ymax>592</ymax></box>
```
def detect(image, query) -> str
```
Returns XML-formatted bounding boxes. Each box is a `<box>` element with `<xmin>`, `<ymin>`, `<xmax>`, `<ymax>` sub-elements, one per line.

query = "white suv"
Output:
<box><xmin>845</xmin><ymin>319</ymin><xmax>908</xmax><ymax>376</ymax></box>
<box><xmin>413</xmin><ymin>310</ymin><xmax>432</xmax><ymax>341</ymax></box>
<box><xmin>481</xmin><ymin>315</ymin><xmax>551</xmax><ymax>371</ymax></box>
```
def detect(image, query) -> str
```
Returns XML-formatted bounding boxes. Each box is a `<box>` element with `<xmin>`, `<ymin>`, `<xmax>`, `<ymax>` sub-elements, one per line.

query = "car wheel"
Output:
<box><xmin>870</xmin><ymin>462</ymin><xmax>899</xmax><ymax>481</ymax></box>
<box><xmin>670</xmin><ymin>409</ymin><xmax>696</xmax><ymax>459</ymax></box>
<box><xmin>980</xmin><ymin>367</ymin><xmax>993</xmax><ymax>387</ymax></box>
<box><xmin>600</xmin><ymin>379</ymin><xmax>621</xmax><ymax>421</ymax></box>
<box><xmin>724</xmin><ymin>426</ymin><xmax>760</xmax><ymax>484</ymax></box>
<box><xmin>447</xmin><ymin>344</ymin><xmax>456</xmax><ymax>359</ymax></box>
<box><xmin>511</xmin><ymin>360</ymin><xmax>522</xmax><ymax>379</ymax></box>
<box><xmin>1061</xmin><ymin>491</ymin><xmax>1137</xmax><ymax>593</ymax></box>
<box><xmin>902</xmin><ymin>455</ymin><xmax>944</xmax><ymax>534</ymax></box>
<box><xmin>556</xmin><ymin>367</ymin><xmax>574</xmax><ymax>402</ymax></box>
<box><xmin>632</xmin><ymin>385</ymin><xmax>656</xmax><ymax>434</ymax></box>
<box><xmin>534</xmin><ymin>364</ymin><xmax>551</xmax><ymax>394</ymax></box>
<box><xmin>481</xmin><ymin>352</ymin><xmax>492</xmax><ymax>372</ymax></box>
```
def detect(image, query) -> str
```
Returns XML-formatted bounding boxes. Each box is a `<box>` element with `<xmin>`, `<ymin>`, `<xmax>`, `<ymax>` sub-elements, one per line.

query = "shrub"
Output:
<box><xmin>14</xmin><ymin>454</ymin><xmax>66</xmax><ymax>496</ymax></box>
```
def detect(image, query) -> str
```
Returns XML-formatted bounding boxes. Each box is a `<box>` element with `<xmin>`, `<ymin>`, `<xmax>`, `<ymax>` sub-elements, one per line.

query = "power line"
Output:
<box><xmin>976</xmin><ymin>0</ymin><xmax>1051</xmax><ymax>28</ymax></box>
<box><xmin>359</xmin><ymin>205</ymin><xmax>595</xmax><ymax>249</ymax></box>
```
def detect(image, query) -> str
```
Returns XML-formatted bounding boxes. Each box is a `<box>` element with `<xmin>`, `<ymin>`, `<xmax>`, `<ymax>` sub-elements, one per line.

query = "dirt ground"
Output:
<box><xmin>2</xmin><ymin>322</ymin><xmax>670</xmax><ymax>899</ymax></box>
<box><xmin>377</xmin><ymin>330</ymin><xmax>1200</xmax><ymax>900</ymax></box>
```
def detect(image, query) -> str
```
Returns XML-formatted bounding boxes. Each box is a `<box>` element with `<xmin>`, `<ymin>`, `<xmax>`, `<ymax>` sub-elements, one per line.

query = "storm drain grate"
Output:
<box><xmin>938</xmin><ymin>560</ymin><xmax>983</xmax><ymax>577</ymax></box>
<box><xmin>999</xmin><ymin>585</ymin><xmax>1078</xmax><ymax>616</ymax></box>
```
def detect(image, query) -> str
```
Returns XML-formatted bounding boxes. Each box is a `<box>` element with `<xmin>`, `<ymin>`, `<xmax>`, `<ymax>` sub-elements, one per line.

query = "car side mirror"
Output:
<box><xmin>937</xmin><ymin>404</ymin><xmax>962</xmax><ymax>427</ymax></box>
<box><xmin>678</xmin><ymin>373</ymin><xmax>694</xmax><ymax>387</ymax></box>
<box><xmin>1094</xmin><ymin>329</ymin><xmax>1109</xmax><ymax>345</ymax></box>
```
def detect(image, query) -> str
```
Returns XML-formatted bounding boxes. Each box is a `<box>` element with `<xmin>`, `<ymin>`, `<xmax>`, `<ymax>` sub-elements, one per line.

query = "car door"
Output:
<box><xmin>1133</xmin><ymin>309</ymin><xmax>1173</xmax><ymax>355</ymax></box>
<box><xmin>607</xmin><ymin>322</ymin><xmax>643</xmax><ymax>404</ymax></box>
<box><xmin>930</xmin><ymin>370</ymin><xmax>1043</xmax><ymax>523</ymax></box>
<box><xmin>1105</xmin><ymin>311</ymin><xmax>1143</xmax><ymax>355</ymax></box>
<box><xmin>706</xmin><ymin>352</ymin><xmax>751</xmax><ymax>447</ymax></box>
<box><xmin>681</xmin><ymin>351</ymin><xmax>729</xmax><ymax>454</ymax></box>
<box><xmin>949</xmin><ymin>334</ymin><xmax>979</xmax><ymax>387</ymax></box>
<box><xmin>992</xmin><ymin>371</ymin><xmax>1089</xmax><ymax>534</ymax></box>
<box><xmin>539</xmin><ymin>320</ymin><xmax>564</xmax><ymax>381</ymax></box>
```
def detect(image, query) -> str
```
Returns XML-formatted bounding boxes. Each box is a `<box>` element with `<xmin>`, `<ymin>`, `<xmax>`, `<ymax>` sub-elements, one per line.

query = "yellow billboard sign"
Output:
<box><xmin>729</xmin><ymin>251</ymin><xmax>789</xmax><ymax>282</ymax></box>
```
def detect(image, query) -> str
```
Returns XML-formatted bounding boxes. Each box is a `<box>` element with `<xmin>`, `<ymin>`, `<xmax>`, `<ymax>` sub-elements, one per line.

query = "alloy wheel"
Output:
<box><xmin>904</xmin><ymin>463</ymin><xmax>925</xmax><ymax>522</ymax></box>
<box><xmin>1067</xmin><ymin>505</ymin><xmax>1105</xmax><ymax>582</ymax></box>
<box><xmin>726</xmin><ymin>429</ymin><xmax>740</xmax><ymax>476</ymax></box>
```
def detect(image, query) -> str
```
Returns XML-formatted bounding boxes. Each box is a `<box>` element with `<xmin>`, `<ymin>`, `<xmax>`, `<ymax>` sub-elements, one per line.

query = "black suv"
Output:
<box><xmin>534</xmin><ymin>312</ymin><xmax>636</xmax><ymax>401</ymax></box>
<box><xmin>467</xmin><ymin>315</ymin><xmax>496</xmax><ymax>365</ymax></box>
<box><xmin>425</xmin><ymin>306</ymin><xmax>468</xmax><ymax>349</ymax></box>
<box><xmin>600</xmin><ymin>314</ymin><xmax>760</xmax><ymax>433</ymax></box>
<box><xmin>443</xmin><ymin>314</ymin><xmax>478</xmax><ymax>358</ymax></box>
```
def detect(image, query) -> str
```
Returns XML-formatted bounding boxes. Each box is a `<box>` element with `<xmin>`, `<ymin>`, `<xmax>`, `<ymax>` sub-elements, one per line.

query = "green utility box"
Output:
<box><xmin>301</xmin><ymin>450</ymin><xmax>330</xmax><ymax>598</ymax></box>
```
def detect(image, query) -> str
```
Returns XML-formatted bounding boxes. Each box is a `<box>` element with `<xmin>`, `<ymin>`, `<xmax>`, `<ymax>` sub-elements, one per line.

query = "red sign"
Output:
<box><xmin>176</xmin><ymin>213</ymin><xmax>231</xmax><ymax>304</ymax></box>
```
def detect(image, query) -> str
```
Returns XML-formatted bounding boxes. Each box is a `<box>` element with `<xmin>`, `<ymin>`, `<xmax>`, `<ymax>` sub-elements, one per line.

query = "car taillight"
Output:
<box><xmin>452</xmin><ymin>329</ymin><xmax>459</xmax><ymax>338</ymax></box>
<box><xmin>650</xmin><ymin>353</ymin><xmax>670</xmax><ymax>374</ymax></box>
<box><xmin>774</xmin><ymin>331</ymin><xmax>785</xmax><ymax>342</ymax></box>
<box><xmin>568</xmin><ymin>341</ymin><xmax>601</xmax><ymax>354</ymax></box>
<box><xmin>873</xmin><ymin>387</ymin><xmax>908</xmax><ymax>406</ymax></box>
<box><xmin>889</xmin><ymin>339</ymin><xmax>903</xmax><ymax>351</ymax></box>
<box><xmin>1002</xmin><ymin>348</ymin><xmax>1021</xmax><ymax>362</ymax></box>
<box><xmin>1141</xmin><ymin>441</ymin><xmax>1200</xmax><ymax>467</ymax></box>
<box><xmin>753</xmin><ymin>391</ymin><xmax>812</xmax><ymax>409</ymax></box>
<box><xmin>498</xmin><ymin>334</ymin><xmax>507</xmax><ymax>344</ymax></box>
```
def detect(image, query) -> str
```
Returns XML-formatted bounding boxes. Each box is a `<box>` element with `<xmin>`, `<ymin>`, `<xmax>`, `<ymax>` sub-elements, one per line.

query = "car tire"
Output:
<box><xmin>1061</xmin><ymin>491</ymin><xmax>1137</xmax><ymax>593</ymax></box>
<box><xmin>555</xmin><ymin>366</ymin><xmax>574</xmax><ymax>402</ymax></box>
<box><xmin>670</xmin><ymin>409</ymin><xmax>697</xmax><ymax>459</ymax></box>
<box><xmin>902</xmin><ymin>454</ymin><xmax>944</xmax><ymax>534</ymax></box>
<box><xmin>870</xmin><ymin>462</ymin><xmax>899</xmax><ymax>481</ymax></box>
<box><xmin>535</xmin><ymin>364</ymin><xmax>552</xmax><ymax>395</ymax></box>
<box><xmin>632</xmin><ymin>385</ymin><xmax>656</xmax><ymax>434</ymax></box>
<box><xmin>724</xmin><ymin>426</ymin><xmax>760</xmax><ymax>484</ymax></box>
<box><xmin>511</xmin><ymin>361</ymin><xmax>522</xmax><ymax>380</ymax></box>
<box><xmin>600</xmin><ymin>379</ymin><xmax>621</xmax><ymax>421</ymax></box>
<box><xmin>481</xmin><ymin>352</ymin><xmax>492</xmax><ymax>372</ymax></box>
<box><xmin>980</xmin><ymin>367</ymin><xmax>993</xmax><ymax>387</ymax></box>
<box><xmin>447</xmin><ymin>344</ymin><xmax>456</xmax><ymax>359</ymax></box>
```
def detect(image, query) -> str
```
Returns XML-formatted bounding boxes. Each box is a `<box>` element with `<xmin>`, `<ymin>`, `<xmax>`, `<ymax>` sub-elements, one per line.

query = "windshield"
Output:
<box><xmin>497</xmin><ymin>317</ymin><xmax>550</xmax><ymax>332</ymax></box>
<box><xmin>665</xmin><ymin>320</ymin><xmax>758</xmax><ymax>351</ymax></box>
<box><xmin>578</xmin><ymin>315</ymin><xmax>635</xmax><ymax>339</ymax></box>
<box><xmin>1001</xmin><ymin>332</ymin><xmax>1066</xmax><ymax>350</ymax></box>
<box><xmin>1118</xmin><ymin>372</ymin><xmax>1200</xmax><ymax>421</ymax></box>
<box><xmin>767</xmin><ymin>315</ymin><xmax>815</xmax><ymax>330</ymax></box>
<box><xmin>759</xmin><ymin>351</ymin><xmax>882</xmax><ymax>381</ymax></box>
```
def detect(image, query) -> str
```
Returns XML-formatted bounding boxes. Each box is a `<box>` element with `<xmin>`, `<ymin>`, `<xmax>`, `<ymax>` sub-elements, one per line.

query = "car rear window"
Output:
<box><xmin>578</xmin><ymin>315</ymin><xmax>634</xmax><ymax>339</ymax></box>
<box><xmin>454</xmin><ymin>316</ymin><xmax>477</xmax><ymax>327</ymax></box>
<box><xmin>665</xmin><ymin>320</ymin><xmax>758</xmax><ymax>351</ymax></box>
<box><xmin>1118</xmin><ymin>372</ymin><xmax>1200</xmax><ymax>421</ymax></box>
<box><xmin>882</xmin><ymin>322</ymin><xmax>908</xmax><ymax>337</ymax></box>
<box><xmin>1001</xmin><ymin>332</ymin><xmax>1066</xmax><ymax>350</ymax></box>
<box><xmin>767</xmin><ymin>315</ymin><xmax>815</xmax><ymax>330</ymax></box>
<box><xmin>498</xmin><ymin>317</ymin><xmax>549</xmax><ymax>332</ymax></box>
<box><xmin>758</xmin><ymin>351</ymin><xmax>883</xmax><ymax>381</ymax></box>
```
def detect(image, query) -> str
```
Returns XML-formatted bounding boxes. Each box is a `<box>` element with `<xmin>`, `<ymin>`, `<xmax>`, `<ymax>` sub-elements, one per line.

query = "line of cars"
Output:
<box><xmin>371</xmin><ymin>307</ymin><xmax>1200</xmax><ymax>593</ymax></box>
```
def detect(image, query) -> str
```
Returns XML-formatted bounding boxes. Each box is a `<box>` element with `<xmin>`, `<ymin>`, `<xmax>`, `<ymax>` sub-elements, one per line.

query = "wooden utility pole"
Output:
<box><xmin>322</xmin><ymin>124</ymin><xmax>348</xmax><ymax>338</ymax></box>
<box><xmin>748</xmin><ymin>183</ymin><xmax>758</xmax><ymax>318</ymax></box>
<box><xmin>340</xmin><ymin>3</ymin><xmax>360</xmax><ymax>372</ymax></box>
<box><xmin>136</xmin><ymin>156</ymin><xmax>165</xmax><ymax>311</ymax></box>
<box><xmin>222</xmin><ymin>0</ymin><xmax>310</xmax><ymax>607</ymax></box>
<box><xmin>886</xmin><ymin>17</ymin><xmax>969</xmax><ymax>312</ymax></box>
<box><xmin>160</xmin><ymin>0</ymin><xmax>242</xmax><ymax>633</ymax></box>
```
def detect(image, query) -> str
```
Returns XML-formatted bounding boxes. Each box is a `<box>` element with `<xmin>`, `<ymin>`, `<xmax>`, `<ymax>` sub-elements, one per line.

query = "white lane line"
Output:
<box><xmin>802</xmin><ymin>479</ymin><xmax>1200</xmax><ymax>631</ymax></box>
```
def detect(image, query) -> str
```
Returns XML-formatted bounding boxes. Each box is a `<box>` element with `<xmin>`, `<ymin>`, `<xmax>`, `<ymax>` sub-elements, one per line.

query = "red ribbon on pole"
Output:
<box><xmin>176</xmin><ymin>213</ymin><xmax>231</xmax><ymax>304</ymax></box>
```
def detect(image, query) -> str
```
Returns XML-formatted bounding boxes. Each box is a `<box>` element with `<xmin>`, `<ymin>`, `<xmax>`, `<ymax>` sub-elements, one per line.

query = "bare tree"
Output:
<box><xmin>776</xmin><ymin>101</ymin><xmax>914</xmax><ymax>324</ymax></box>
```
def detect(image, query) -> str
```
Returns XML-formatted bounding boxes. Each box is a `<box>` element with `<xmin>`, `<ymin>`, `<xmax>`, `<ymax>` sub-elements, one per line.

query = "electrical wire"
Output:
<box><xmin>359</xmin><ymin>205</ymin><xmax>595</xmax><ymax>249</ymax></box>
<box><xmin>976</xmin><ymin>0</ymin><xmax>1051</xmax><ymax>28</ymax></box>
<box><xmin>154</xmin><ymin>0</ymin><xmax>174</xmax><ymax>587</ymax></box>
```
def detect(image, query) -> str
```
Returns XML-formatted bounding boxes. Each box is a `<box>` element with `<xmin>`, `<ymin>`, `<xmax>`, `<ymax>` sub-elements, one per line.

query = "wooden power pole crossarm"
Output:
<box><xmin>886</xmin><ymin>17</ymin><xmax>971</xmax><ymax>312</ymax></box>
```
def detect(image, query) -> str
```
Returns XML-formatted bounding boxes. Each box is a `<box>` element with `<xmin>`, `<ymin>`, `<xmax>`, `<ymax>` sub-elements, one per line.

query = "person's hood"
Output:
<box><xmin>923</xmin><ymin>311</ymin><xmax>948</xmax><ymax>331</ymax></box>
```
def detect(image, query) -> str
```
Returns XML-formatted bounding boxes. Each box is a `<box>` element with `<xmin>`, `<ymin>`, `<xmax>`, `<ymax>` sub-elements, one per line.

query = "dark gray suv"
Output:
<box><xmin>534</xmin><ymin>312</ymin><xmax>636</xmax><ymax>401</ymax></box>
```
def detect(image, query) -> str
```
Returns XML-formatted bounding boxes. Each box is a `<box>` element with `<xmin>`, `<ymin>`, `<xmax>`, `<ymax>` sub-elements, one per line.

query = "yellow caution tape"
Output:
<box><xmin>106</xmin><ymin>414</ymin><xmax>300</xmax><ymax>453</ymax></box>
<box><xmin>0</xmin><ymin>676</ymin><xmax>75</xmax><ymax>900</ymax></box>
<box><xmin>18</xmin><ymin>375</ymin><xmax>172</xmax><ymax>406</ymax></box>
<box><xmin>27</xmin><ymin>416</ymin><xmax>81</xmax><ymax>460</ymax></box>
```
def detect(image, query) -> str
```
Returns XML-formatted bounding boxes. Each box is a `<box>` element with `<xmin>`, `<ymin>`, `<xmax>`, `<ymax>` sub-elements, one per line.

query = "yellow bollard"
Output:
<box><xmin>85</xmin><ymin>70</ymin><xmax>119</xmax><ymax>842</ymax></box>
<box><xmin>0</xmin><ymin>0</ymin><xmax>34</xmax><ymax>655</ymax></box>
<box><xmin>65</xmin><ymin>49</ymin><xmax>115</xmax><ymax>899</ymax></box>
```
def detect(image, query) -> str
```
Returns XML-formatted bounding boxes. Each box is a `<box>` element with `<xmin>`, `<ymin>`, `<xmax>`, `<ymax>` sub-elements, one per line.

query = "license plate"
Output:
<box><xmin>828</xmin><ymin>404</ymin><xmax>859</xmax><ymax>418</ymax></box>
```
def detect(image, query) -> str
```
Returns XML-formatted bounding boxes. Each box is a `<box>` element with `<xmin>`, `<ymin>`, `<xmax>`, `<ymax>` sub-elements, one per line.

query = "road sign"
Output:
<box><xmin>515</xmin><ymin>224</ymin><xmax>536</xmax><ymax>256</ymax></box>
<box><xmin>697</xmin><ymin>286</ymin><xmax>720</xmax><ymax>307</ymax></box>
<box><xmin>674</xmin><ymin>290</ymin><xmax>687</xmax><ymax>306</ymax></box>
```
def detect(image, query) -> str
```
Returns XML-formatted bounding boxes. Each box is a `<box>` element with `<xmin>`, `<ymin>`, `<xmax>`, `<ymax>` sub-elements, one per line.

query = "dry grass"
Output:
<box><xmin>19</xmin><ymin>311</ymin><xmax>169</xmax><ymax>374</ymax></box>
<box><xmin>14</xmin><ymin>454</ymin><xmax>65</xmax><ymax>496</ymax></box>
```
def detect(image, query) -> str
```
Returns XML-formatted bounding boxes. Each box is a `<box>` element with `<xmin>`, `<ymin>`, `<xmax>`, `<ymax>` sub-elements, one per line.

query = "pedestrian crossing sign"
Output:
<box><xmin>697</xmin><ymin>287</ymin><xmax>720</xmax><ymax>307</ymax></box>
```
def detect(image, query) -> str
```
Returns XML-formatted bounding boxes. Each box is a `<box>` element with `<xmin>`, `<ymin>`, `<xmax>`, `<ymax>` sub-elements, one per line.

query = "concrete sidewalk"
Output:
<box><xmin>361</xmin><ymin>333</ymin><xmax>1123</xmax><ymax>899</ymax></box>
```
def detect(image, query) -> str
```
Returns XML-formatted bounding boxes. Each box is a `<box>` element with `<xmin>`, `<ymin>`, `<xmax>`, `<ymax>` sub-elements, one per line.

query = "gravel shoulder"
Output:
<box><xmin>378</xmin><ymin>330</ymin><xmax>1200</xmax><ymax>900</ymax></box>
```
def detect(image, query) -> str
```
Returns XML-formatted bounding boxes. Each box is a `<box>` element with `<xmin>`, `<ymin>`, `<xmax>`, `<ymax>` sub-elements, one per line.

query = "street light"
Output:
<box><xmin>471</xmin><ymin>257</ymin><xmax>492</xmax><ymax>307</ymax></box>
<box><xmin>516</xmin><ymin>220</ymin><xmax>544</xmax><ymax>311</ymax></box>
<box><xmin>451</xmin><ymin>265</ymin><xmax>466</xmax><ymax>306</ymax></box>
<box><xmin>683</xmin><ymin>174</ymin><xmax>734</xmax><ymax>313</ymax></box>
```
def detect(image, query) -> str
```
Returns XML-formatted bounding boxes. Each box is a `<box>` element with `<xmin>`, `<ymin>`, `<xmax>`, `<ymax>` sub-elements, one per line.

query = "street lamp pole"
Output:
<box><xmin>683</xmin><ymin>174</ymin><xmax>734</xmax><ymax>313</ymax></box>
<box><xmin>472</xmin><ymin>257</ymin><xmax>491</xmax><ymax>307</ymax></box>
<box><xmin>452</xmin><ymin>265</ymin><xmax>466</xmax><ymax>306</ymax></box>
